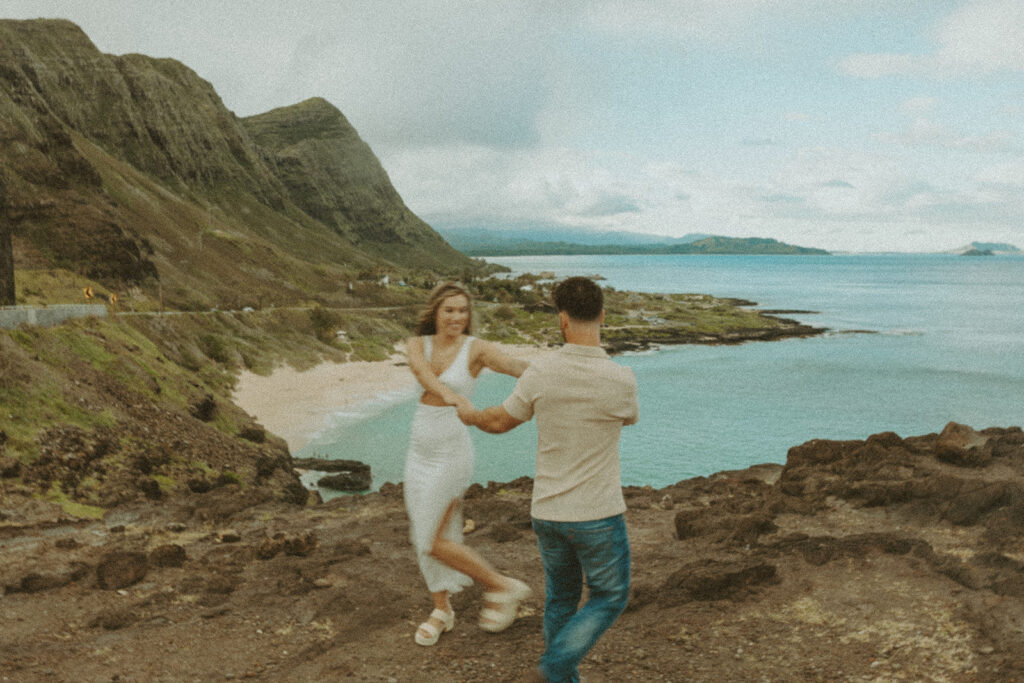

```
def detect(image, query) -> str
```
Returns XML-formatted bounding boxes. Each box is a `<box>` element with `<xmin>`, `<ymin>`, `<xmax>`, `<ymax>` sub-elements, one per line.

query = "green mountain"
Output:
<box><xmin>438</xmin><ymin>224</ymin><xmax>710</xmax><ymax>248</ymax></box>
<box><xmin>0</xmin><ymin>19</ymin><xmax>475</xmax><ymax>310</ymax></box>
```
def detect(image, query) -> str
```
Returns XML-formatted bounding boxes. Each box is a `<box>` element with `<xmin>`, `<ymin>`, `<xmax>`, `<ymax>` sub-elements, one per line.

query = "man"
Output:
<box><xmin>456</xmin><ymin>276</ymin><xmax>639</xmax><ymax>683</ymax></box>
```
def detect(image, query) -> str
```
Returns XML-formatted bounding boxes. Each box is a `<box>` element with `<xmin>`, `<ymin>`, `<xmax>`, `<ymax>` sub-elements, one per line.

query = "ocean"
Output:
<box><xmin>297</xmin><ymin>253</ymin><xmax>1024</xmax><ymax>495</ymax></box>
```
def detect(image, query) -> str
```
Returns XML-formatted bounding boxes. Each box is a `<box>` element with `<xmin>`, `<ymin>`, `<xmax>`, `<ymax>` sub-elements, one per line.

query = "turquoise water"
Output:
<box><xmin>299</xmin><ymin>254</ymin><xmax>1024</xmax><ymax>493</ymax></box>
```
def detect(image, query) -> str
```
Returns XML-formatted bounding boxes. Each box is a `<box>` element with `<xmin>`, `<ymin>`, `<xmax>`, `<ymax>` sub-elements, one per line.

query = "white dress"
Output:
<box><xmin>403</xmin><ymin>335</ymin><xmax>479</xmax><ymax>594</ymax></box>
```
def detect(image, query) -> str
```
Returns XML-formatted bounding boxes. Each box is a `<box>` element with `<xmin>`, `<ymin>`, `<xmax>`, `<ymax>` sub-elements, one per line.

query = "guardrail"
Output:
<box><xmin>0</xmin><ymin>304</ymin><xmax>108</xmax><ymax>330</ymax></box>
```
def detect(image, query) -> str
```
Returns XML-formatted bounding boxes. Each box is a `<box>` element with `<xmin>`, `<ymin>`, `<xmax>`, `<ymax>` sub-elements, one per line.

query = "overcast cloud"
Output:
<box><xmin>5</xmin><ymin>0</ymin><xmax>1024</xmax><ymax>251</ymax></box>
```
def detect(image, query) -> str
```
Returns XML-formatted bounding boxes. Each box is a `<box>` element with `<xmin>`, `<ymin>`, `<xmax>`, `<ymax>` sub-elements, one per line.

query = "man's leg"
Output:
<box><xmin>536</xmin><ymin>514</ymin><xmax>630</xmax><ymax>683</ymax></box>
<box><xmin>532</xmin><ymin>518</ymin><xmax>584</xmax><ymax>650</ymax></box>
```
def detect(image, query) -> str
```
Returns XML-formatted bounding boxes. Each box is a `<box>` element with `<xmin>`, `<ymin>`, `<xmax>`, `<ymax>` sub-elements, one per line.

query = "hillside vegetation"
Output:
<box><xmin>0</xmin><ymin>19</ymin><xmax>478</xmax><ymax>312</ymax></box>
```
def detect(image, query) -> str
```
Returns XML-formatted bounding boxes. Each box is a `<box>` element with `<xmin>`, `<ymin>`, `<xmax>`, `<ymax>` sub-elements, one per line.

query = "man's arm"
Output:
<box><xmin>455</xmin><ymin>399</ymin><xmax>524</xmax><ymax>434</ymax></box>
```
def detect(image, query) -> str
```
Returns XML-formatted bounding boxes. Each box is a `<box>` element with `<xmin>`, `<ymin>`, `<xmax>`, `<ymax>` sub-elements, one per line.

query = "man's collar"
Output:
<box><xmin>558</xmin><ymin>343</ymin><xmax>608</xmax><ymax>358</ymax></box>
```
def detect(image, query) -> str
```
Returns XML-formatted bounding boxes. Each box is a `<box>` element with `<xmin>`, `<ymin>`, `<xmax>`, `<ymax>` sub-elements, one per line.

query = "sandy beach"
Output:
<box><xmin>232</xmin><ymin>342</ymin><xmax>551</xmax><ymax>452</ymax></box>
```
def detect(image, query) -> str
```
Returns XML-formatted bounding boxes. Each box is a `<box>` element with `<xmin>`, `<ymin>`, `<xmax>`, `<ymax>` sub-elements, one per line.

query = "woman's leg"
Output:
<box><xmin>429</xmin><ymin>499</ymin><xmax>514</xmax><ymax>593</ymax></box>
<box><xmin>416</xmin><ymin>589</ymin><xmax>453</xmax><ymax>640</ymax></box>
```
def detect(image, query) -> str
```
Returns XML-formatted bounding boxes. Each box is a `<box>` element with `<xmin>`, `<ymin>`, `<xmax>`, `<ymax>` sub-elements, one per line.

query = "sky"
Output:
<box><xmin>5</xmin><ymin>1</ymin><xmax>1024</xmax><ymax>252</ymax></box>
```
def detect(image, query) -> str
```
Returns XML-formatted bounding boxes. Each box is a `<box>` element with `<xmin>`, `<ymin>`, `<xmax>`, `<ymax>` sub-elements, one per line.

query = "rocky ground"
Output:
<box><xmin>3</xmin><ymin>422</ymin><xmax>1024</xmax><ymax>682</ymax></box>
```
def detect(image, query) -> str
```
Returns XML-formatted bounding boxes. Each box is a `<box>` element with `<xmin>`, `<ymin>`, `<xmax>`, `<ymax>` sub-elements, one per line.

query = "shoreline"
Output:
<box><xmin>232</xmin><ymin>342</ymin><xmax>551</xmax><ymax>452</ymax></box>
<box><xmin>232</xmin><ymin>351</ymin><xmax>416</xmax><ymax>453</ymax></box>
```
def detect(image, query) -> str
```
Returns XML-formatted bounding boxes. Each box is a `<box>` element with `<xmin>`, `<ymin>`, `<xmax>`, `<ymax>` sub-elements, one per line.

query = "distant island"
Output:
<box><xmin>439</xmin><ymin>228</ymin><xmax>830</xmax><ymax>256</ymax></box>
<box><xmin>951</xmin><ymin>242</ymin><xmax>1021</xmax><ymax>256</ymax></box>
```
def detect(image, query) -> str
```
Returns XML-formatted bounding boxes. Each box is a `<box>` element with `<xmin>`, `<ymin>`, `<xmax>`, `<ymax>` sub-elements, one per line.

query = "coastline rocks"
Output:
<box><xmin>294</xmin><ymin>457</ymin><xmax>372</xmax><ymax>491</ymax></box>
<box><xmin>777</xmin><ymin>423</ymin><xmax>1024</xmax><ymax>535</ymax></box>
<box><xmin>602</xmin><ymin>321</ymin><xmax>825</xmax><ymax>354</ymax></box>
<box><xmin>635</xmin><ymin>422</ymin><xmax>1024</xmax><ymax>611</ymax></box>
<box><xmin>317</xmin><ymin>471</ymin><xmax>371</xmax><ymax>491</ymax></box>
<box><xmin>4</xmin><ymin>423</ymin><xmax>1024</xmax><ymax>680</ymax></box>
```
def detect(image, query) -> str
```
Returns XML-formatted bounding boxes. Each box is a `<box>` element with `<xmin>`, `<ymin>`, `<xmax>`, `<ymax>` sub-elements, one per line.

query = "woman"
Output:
<box><xmin>404</xmin><ymin>281</ymin><xmax>532</xmax><ymax>646</ymax></box>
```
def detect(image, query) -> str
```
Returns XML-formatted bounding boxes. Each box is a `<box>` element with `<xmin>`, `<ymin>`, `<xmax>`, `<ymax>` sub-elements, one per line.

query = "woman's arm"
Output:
<box><xmin>405</xmin><ymin>336</ymin><xmax>460</xmax><ymax>405</ymax></box>
<box><xmin>472</xmin><ymin>340</ymin><xmax>529</xmax><ymax>378</ymax></box>
<box><xmin>456</xmin><ymin>401</ymin><xmax>524</xmax><ymax>434</ymax></box>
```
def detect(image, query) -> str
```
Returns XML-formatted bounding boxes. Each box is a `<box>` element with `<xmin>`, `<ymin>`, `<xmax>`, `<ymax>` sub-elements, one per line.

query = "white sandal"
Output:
<box><xmin>479</xmin><ymin>578</ymin><xmax>532</xmax><ymax>633</ymax></box>
<box><xmin>415</xmin><ymin>608</ymin><xmax>455</xmax><ymax>646</ymax></box>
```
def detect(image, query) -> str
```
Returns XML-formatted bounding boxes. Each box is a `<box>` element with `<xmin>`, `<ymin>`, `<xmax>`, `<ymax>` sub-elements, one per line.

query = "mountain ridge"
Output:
<box><xmin>0</xmin><ymin>18</ymin><xmax>474</xmax><ymax>310</ymax></box>
<box><xmin>441</xmin><ymin>227</ymin><xmax>829</xmax><ymax>256</ymax></box>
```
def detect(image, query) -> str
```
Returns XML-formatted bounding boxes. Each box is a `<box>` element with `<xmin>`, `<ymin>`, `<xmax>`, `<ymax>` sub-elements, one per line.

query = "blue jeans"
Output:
<box><xmin>531</xmin><ymin>514</ymin><xmax>631</xmax><ymax>683</ymax></box>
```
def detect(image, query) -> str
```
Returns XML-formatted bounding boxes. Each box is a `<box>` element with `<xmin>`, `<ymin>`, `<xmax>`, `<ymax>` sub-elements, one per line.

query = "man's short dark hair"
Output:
<box><xmin>552</xmin><ymin>276</ymin><xmax>603</xmax><ymax>321</ymax></box>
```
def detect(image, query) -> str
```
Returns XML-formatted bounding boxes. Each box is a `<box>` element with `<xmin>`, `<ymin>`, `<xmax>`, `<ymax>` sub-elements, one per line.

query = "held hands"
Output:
<box><xmin>452</xmin><ymin>396</ymin><xmax>477</xmax><ymax>426</ymax></box>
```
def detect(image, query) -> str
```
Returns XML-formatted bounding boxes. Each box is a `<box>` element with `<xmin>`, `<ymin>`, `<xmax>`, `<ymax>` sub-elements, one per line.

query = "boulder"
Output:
<box><xmin>189</xmin><ymin>394</ymin><xmax>216</xmax><ymax>422</ymax></box>
<box><xmin>238</xmin><ymin>424</ymin><xmax>266</xmax><ymax>443</ymax></box>
<box><xmin>149</xmin><ymin>544</ymin><xmax>187</xmax><ymax>568</ymax></box>
<box><xmin>96</xmin><ymin>551</ymin><xmax>148</xmax><ymax>590</ymax></box>
<box><xmin>317</xmin><ymin>471</ymin><xmax>371</xmax><ymax>491</ymax></box>
<box><xmin>935</xmin><ymin>422</ymin><xmax>993</xmax><ymax>467</ymax></box>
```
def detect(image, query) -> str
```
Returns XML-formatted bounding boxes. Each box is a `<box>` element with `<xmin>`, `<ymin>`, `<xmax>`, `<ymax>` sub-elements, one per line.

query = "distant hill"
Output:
<box><xmin>437</xmin><ymin>224</ymin><xmax>710</xmax><ymax>249</ymax></box>
<box><xmin>440</xmin><ymin>228</ymin><xmax>828</xmax><ymax>256</ymax></box>
<box><xmin>0</xmin><ymin>19</ymin><xmax>474</xmax><ymax>310</ymax></box>
<box><xmin>951</xmin><ymin>242</ymin><xmax>1022</xmax><ymax>255</ymax></box>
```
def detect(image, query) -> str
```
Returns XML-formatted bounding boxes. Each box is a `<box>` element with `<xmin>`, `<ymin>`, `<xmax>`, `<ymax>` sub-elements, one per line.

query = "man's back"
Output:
<box><xmin>502</xmin><ymin>343</ymin><xmax>638</xmax><ymax>522</ymax></box>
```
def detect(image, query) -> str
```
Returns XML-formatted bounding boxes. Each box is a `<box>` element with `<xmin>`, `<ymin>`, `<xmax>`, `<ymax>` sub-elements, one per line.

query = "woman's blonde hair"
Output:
<box><xmin>415</xmin><ymin>282</ymin><xmax>473</xmax><ymax>336</ymax></box>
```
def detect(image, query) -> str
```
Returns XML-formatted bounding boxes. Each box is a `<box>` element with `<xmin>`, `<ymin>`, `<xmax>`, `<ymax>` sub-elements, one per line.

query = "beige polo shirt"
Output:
<box><xmin>502</xmin><ymin>343</ymin><xmax>638</xmax><ymax>522</ymax></box>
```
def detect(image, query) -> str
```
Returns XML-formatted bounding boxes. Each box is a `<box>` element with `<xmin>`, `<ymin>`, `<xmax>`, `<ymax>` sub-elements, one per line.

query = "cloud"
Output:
<box><xmin>839</xmin><ymin>53</ymin><xmax>925</xmax><ymax>78</ymax></box>
<box><xmin>264</xmin><ymin>3</ymin><xmax>568</xmax><ymax>150</ymax></box>
<box><xmin>900</xmin><ymin>96</ymin><xmax>938</xmax><ymax>115</ymax></box>
<box><xmin>873</xmin><ymin>118</ymin><xmax>1020</xmax><ymax>153</ymax></box>
<box><xmin>584</xmin><ymin>0</ymin><xmax>826</xmax><ymax>45</ymax></box>
<box><xmin>975</xmin><ymin>159</ymin><xmax>1024</xmax><ymax>188</ymax></box>
<box><xmin>388</xmin><ymin>144</ymin><xmax>651</xmax><ymax>227</ymax></box>
<box><xmin>839</xmin><ymin>0</ymin><xmax>1024</xmax><ymax>78</ymax></box>
<box><xmin>578</xmin><ymin>195</ymin><xmax>642</xmax><ymax>217</ymax></box>
<box><xmin>783</xmin><ymin>112</ymin><xmax>813</xmax><ymax>122</ymax></box>
<box><xmin>762</xmin><ymin>193</ymin><xmax>805</xmax><ymax>203</ymax></box>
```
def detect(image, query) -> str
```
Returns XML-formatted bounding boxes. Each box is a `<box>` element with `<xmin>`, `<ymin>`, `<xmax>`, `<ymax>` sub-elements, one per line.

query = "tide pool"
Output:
<box><xmin>298</xmin><ymin>253</ymin><xmax>1024</xmax><ymax>494</ymax></box>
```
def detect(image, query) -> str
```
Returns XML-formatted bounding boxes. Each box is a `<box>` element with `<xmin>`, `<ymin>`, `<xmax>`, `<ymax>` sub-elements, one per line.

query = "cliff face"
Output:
<box><xmin>0</xmin><ymin>19</ymin><xmax>472</xmax><ymax>307</ymax></box>
<box><xmin>243</xmin><ymin>98</ymin><xmax>468</xmax><ymax>270</ymax></box>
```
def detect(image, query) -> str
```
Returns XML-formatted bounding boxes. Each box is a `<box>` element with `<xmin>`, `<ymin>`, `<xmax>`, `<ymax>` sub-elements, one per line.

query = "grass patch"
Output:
<box><xmin>43</xmin><ymin>483</ymin><xmax>106</xmax><ymax>520</ymax></box>
<box><xmin>153</xmin><ymin>474</ymin><xmax>177</xmax><ymax>494</ymax></box>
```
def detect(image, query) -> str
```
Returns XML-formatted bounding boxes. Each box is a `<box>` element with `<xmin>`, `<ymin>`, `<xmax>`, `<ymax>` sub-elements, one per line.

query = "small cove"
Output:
<box><xmin>298</xmin><ymin>253</ymin><xmax>1024</xmax><ymax>496</ymax></box>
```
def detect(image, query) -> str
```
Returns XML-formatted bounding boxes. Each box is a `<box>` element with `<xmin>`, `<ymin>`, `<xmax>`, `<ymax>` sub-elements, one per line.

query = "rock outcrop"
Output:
<box><xmin>3</xmin><ymin>422</ymin><xmax>1023</xmax><ymax>679</ymax></box>
<box><xmin>7</xmin><ymin>422</ymin><xmax>1023</xmax><ymax>680</ymax></box>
